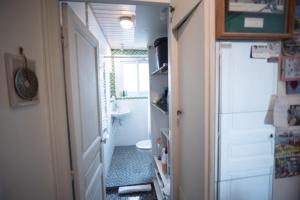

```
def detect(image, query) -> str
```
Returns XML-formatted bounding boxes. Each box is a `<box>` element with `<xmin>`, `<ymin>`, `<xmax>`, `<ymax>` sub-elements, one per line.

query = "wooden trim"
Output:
<box><xmin>215</xmin><ymin>0</ymin><xmax>225</xmax><ymax>40</ymax></box>
<box><xmin>216</xmin><ymin>0</ymin><xmax>296</xmax><ymax>40</ymax></box>
<box><xmin>40</xmin><ymin>0</ymin><xmax>73</xmax><ymax>199</ymax></box>
<box><xmin>280</xmin><ymin>55</ymin><xmax>300</xmax><ymax>81</ymax></box>
<box><xmin>168</xmin><ymin>8</ymin><xmax>180</xmax><ymax>200</ymax></box>
<box><xmin>204</xmin><ymin>0</ymin><xmax>217</xmax><ymax>200</ymax></box>
<box><xmin>63</xmin><ymin>0</ymin><xmax>169</xmax><ymax>6</ymax></box>
<box><xmin>287</xmin><ymin>0</ymin><xmax>296</xmax><ymax>37</ymax></box>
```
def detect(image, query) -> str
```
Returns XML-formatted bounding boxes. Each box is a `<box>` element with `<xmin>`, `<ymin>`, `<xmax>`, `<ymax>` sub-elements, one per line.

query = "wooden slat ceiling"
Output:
<box><xmin>90</xmin><ymin>3</ymin><xmax>136</xmax><ymax>49</ymax></box>
<box><xmin>90</xmin><ymin>3</ymin><xmax>168</xmax><ymax>50</ymax></box>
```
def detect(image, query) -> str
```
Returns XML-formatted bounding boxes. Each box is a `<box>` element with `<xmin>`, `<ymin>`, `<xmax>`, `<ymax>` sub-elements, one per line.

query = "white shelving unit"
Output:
<box><xmin>148</xmin><ymin>46</ymin><xmax>171</xmax><ymax>200</ymax></box>
<box><xmin>154</xmin><ymin>156</ymin><xmax>170</xmax><ymax>186</ymax></box>
<box><xmin>151</xmin><ymin>64</ymin><xmax>168</xmax><ymax>76</ymax></box>
<box><xmin>160</xmin><ymin>128</ymin><xmax>170</xmax><ymax>140</ymax></box>
<box><xmin>151</xmin><ymin>103</ymin><xmax>168</xmax><ymax>115</ymax></box>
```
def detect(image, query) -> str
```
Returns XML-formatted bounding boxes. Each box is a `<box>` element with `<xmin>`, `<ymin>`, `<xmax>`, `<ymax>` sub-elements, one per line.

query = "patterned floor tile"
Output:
<box><xmin>106</xmin><ymin>146</ymin><xmax>153</xmax><ymax>187</ymax></box>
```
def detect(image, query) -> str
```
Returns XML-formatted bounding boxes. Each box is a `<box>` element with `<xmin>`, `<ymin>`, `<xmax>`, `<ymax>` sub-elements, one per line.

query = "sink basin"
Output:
<box><xmin>111</xmin><ymin>108</ymin><xmax>131</xmax><ymax>118</ymax></box>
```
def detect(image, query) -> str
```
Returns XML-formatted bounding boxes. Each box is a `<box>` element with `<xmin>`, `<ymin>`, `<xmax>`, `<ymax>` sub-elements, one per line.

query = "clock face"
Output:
<box><xmin>14</xmin><ymin>68</ymin><xmax>38</xmax><ymax>100</ymax></box>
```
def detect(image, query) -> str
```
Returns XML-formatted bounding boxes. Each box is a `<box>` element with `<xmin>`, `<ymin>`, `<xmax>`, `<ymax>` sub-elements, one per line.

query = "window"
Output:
<box><xmin>115</xmin><ymin>60</ymin><xmax>149</xmax><ymax>98</ymax></box>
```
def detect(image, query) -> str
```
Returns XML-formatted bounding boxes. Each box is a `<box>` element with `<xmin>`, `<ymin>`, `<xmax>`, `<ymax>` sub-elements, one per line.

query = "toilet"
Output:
<box><xmin>136</xmin><ymin>139</ymin><xmax>152</xmax><ymax>151</ymax></box>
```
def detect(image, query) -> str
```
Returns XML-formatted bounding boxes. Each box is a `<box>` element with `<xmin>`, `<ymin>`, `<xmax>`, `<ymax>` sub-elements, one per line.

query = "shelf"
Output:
<box><xmin>151</xmin><ymin>103</ymin><xmax>168</xmax><ymax>115</ymax></box>
<box><xmin>151</xmin><ymin>65</ymin><xmax>168</xmax><ymax>76</ymax></box>
<box><xmin>160</xmin><ymin>128</ymin><xmax>170</xmax><ymax>140</ymax></box>
<box><xmin>153</xmin><ymin>178</ymin><xmax>164</xmax><ymax>200</ymax></box>
<box><xmin>154</xmin><ymin>156</ymin><xmax>170</xmax><ymax>188</ymax></box>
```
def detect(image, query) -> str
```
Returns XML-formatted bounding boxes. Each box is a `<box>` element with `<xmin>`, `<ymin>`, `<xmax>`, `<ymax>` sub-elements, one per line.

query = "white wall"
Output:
<box><xmin>113</xmin><ymin>99</ymin><xmax>149</xmax><ymax>146</ymax></box>
<box><xmin>69</xmin><ymin>2</ymin><xmax>115</xmax><ymax>176</ymax></box>
<box><xmin>69</xmin><ymin>2</ymin><xmax>86</xmax><ymax>25</ymax></box>
<box><xmin>273</xmin><ymin>177</ymin><xmax>300</xmax><ymax>200</ymax></box>
<box><xmin>273</xmin><ymin>79</ymin><xmax>300</xmax><ymax>200</ymax></box>
<box><xmin>0</xmin><ymin>0</ymin><xmax>57</xmax><ymax>199</ymax></box>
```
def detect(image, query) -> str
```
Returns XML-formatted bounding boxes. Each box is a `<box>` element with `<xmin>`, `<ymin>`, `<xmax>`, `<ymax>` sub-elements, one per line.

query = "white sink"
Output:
<box><xmin>111</xmin><ymin>108</ymin><xmax>131</xmax><ymax>119</ymax></box>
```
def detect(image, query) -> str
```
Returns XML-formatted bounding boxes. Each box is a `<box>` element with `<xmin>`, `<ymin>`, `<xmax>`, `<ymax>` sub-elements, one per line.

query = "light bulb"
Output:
<box><xmin>120</xmin><ymin>17</ymin><xmax>133</xmax><ymax>29</ymax></box>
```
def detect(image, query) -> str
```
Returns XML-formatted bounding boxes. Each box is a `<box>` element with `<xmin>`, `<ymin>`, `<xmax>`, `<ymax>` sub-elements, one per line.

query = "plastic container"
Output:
<box><xmin>161</xmin><ymin>147</ymin><xmax>168</xmax><ymax>175</ymax></box>
<box><xmin>154</xmin><ymin>37</ymin><xmax>168</xmax><ymax>69</ymax></box>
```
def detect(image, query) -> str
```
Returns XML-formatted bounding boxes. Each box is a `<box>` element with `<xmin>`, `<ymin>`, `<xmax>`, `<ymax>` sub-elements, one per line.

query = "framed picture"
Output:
<box><xmin>228</xmin><ymin>0</ymin><xmax>285</xmax><ymax>13</ymax></box>
<box><xmin>293</xmin><ymin>0</ymin><xmax>300</xmax><ymax>33</ymax></box>
<box><xmin>216</xmin><ymin>0</ymin><xmax>296</xmax><ymax>40</ymax></box>
<box><xmin>288</xmin><ymin>105</ymin><xmax>300</xmax><ymax>126</ymax></box>
<box><xmin>287</xmin><ymin>80</ymin><xmax>300</xmax><ymax>94</ymax></box>
<box><xmin>283</xmin><ymin>36</ymin><xmax>300</xmax><ymax>56</ymax></box>
<box><xmin>275</xmin><ymin>130</ymin><xmax>300</xmax><ymax>179</ymax></box>
<box><xmin>281</xmin><ymin>56</ymin><xmax>300</xmax><ymax>81</ymax></box>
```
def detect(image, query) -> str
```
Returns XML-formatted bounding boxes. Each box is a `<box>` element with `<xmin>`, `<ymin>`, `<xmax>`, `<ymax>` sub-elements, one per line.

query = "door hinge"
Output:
<box><xmin>169</xmin><ymin>6</ymin><xmax>175</xmax><ymax>23</ymax></box>
<box><xmin>70</xmin><ymin>170</ymin><xmax>75</xmax><ymax>179</ymax></box>
<box><xmin>60</xmin><ymin>26</ymin><xmax>66</xmax><ymax>48</ymax></box>
<box><xmin>169</xmin><ymin>6</ymin><xmax>175</xmax><ymax>13</ymax></box>
<box><xmin>177</xmin><ymin>110</ymin><xmax>183</xmax><ymax>116</ymax></box>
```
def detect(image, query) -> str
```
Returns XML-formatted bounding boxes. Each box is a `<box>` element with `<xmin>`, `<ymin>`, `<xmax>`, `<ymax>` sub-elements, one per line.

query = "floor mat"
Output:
<box><xmin>106</xmin><ymin>146</ymin><xmax>153</xmax><ymax>188</ymax></box>
<box><xmin>106</xmin><ymin>185</ymin><xmax>157</xmax><ymax>200</ymax></box>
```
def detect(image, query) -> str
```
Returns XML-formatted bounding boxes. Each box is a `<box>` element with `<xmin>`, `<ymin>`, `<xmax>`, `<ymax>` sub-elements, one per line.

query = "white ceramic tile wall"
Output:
<box><xmin>113</xmin><ymin>99</ymin><xmax>149</xmax><ymax>146</ymax></box>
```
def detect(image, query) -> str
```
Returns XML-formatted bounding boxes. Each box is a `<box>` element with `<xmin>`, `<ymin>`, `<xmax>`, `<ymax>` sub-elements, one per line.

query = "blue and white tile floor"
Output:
<box><xmin>106</xmin><ymin>146</ymin><xmax>153</xmax><ymax>187</ymax></box>
<box><xmin>105</xmin><ymin>146</ymin><xmax>156</xmax><ymax>200</ymax></box>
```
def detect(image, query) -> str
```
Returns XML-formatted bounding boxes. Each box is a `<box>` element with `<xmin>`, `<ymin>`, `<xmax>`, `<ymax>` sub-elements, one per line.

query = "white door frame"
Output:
<box><xmin>41</xmin><ymin>0</ymin><xmax>216</xmax><ymax>199</ymax></box>
<box><xmin>169</xmin><ymin>0</ymin><xmax>216</xmax><ymax>199</ymax></box>
<box><xmin>40</xmin><ymin>0</ymin><xmax>74</xmax><ymax>199</ymax></box>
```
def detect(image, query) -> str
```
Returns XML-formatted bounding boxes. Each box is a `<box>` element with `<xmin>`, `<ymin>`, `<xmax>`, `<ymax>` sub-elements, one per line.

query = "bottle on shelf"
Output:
<box><xmin>161</xmin><ymin>147</ymin><xmax>168</xmax><ymax>175</ymax></box>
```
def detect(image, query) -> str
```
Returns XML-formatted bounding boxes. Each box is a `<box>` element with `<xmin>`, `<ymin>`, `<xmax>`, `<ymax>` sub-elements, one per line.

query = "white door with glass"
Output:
<box><xmin>62</xmin><ymin>5</ymin><xmax>105</xmax><ymax>200</ymax></box>
<box><xmin>217</xmin><ymin>42</ymin><xmax>277</xmax><ymax>200</ymax></box>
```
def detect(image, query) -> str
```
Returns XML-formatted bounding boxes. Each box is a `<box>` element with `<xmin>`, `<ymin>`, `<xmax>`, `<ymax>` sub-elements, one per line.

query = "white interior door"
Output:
<box><xmin>217</xmin><ymin>42</ymin><xmax>277</xmax><ymax>200</ymax></box>
<box><xmin>62</xmin><ymin>5</ymin><xmax>105</xmax><ymax>200</ymax></box>
<box><xmin>176</xmin><ymin>3</ymin><xmax>206</xmax><ymax>200</ymax></box>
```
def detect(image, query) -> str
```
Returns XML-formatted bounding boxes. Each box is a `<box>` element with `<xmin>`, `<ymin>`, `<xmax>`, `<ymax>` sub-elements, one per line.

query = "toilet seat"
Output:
<box><xmin>136</xmin><ymin>140</ymin><xmax>152</xmax><ymax>150</ymax></box>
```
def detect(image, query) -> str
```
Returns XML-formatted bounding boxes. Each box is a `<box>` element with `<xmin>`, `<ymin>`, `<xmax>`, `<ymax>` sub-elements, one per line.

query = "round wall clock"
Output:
<box><xmin>14</xmin><ymin>67</ymin><xmax>39</xmax><ymax>100</ymax></box>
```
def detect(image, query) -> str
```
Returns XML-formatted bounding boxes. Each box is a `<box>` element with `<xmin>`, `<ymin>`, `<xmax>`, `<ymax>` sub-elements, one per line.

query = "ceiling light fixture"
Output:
<box><xmin>120</xmin><ymin>16</ymin><xmax>133</xmax><ymax>29</ymax></box>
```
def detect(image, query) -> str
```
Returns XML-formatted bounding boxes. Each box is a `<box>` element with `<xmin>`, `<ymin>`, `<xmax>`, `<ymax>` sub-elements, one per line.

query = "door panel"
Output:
<box><xmin>177</xmin><ymin>3</ymin><xmax>205</xmax><ymax>200</ymax></box>
<box><xmin>219</xmin><ymin>175</ymin><xmax>272</xmax><ymax>200</ymax></box>
<box><xmin>217</xmin><ymin>42</ymin><xmax>277</xmax><ymax>200</ymax></box>
<box><xmin>219</xmin><ymin>112</ymin><xmax>274</xmax><ymax>181</ymax></box>
<box><xmin>76</xmin><ymin>32</ymin><xmax>99</xmax><ymax>151</ymax></box>
<box><xmin>171</xmin><ymin>0</ymin><xmax>201</xmax><ymax>29</ymax></box>
<box><xmin>62</xmin><ymin>5</ymin><xmax>104</xmax><ymax>200</ymax></box>
<box><xmin>219</xmin><ymin>42</ymin><xmax>278</xmax><ymax>114</ymax></box>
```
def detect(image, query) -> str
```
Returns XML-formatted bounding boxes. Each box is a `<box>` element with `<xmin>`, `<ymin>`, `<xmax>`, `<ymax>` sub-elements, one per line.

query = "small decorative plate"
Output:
<box><xmin>14</xmin><ymin>67</ymin><xmax>39</xmax><ymax>100</ymax></box>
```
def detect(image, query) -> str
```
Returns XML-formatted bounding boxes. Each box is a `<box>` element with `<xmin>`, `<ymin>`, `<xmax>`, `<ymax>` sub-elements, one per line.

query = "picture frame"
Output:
<box><xmin>286</xmin><ymin>80</ymin><xmax>300</xmax><ymax>94</ymax></box>
<box><xmin>216</xmin><ymin>0</ymin><xmax>296</xmax><ymax>40</ymax></box>
<box><xmin>293</xmin><ymin>0</ymin><xmax>300</xmax><ymax>33</ymax></box>
<box><xmin>275</xmin><ymin>129</ymin><xmax>300</xmax><ymax>179</ymax></box>
<box><xmin>281</xmin><ymin>55</ymin><xmax>300</xmax><ymax>81</ymax></box>
<box><xmin>288</xmin><ymin>104</ymin><xmax>300</xmax><ymax>126</ymax></box>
